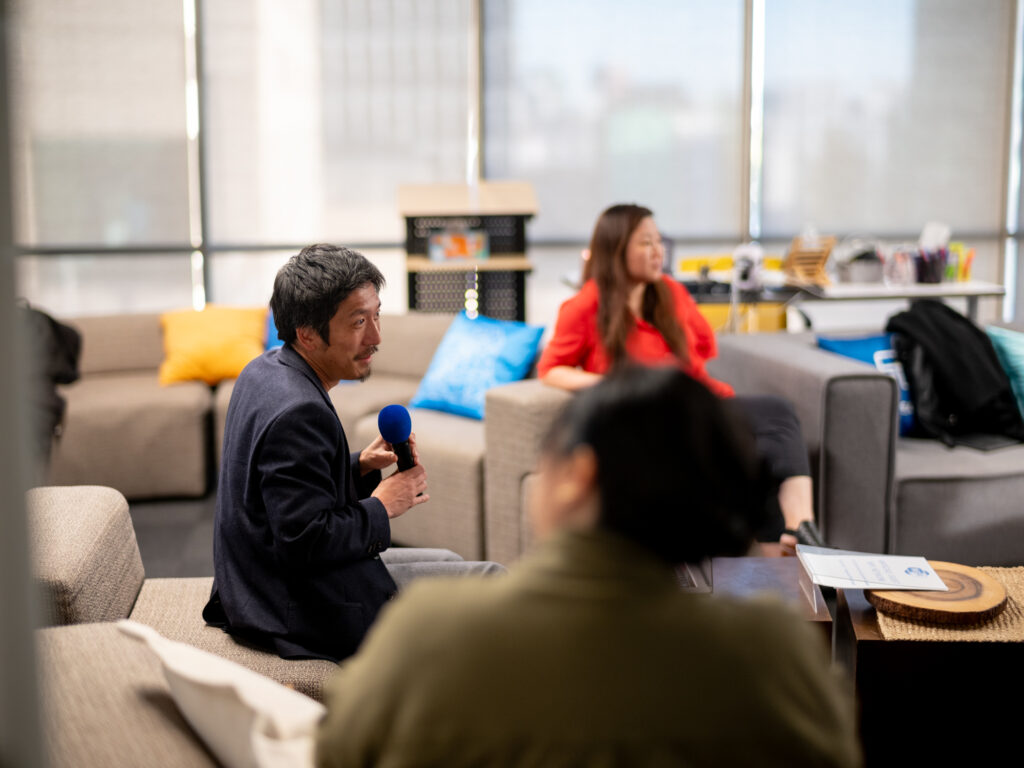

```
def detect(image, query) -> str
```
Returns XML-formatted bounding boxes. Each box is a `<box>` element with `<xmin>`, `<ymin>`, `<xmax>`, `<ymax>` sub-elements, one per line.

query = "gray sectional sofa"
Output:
<box><xmin>49</xmin><ymin>313</ymin><xmax>210</xmax><ymax>499</ymax></box>
<box><xmin>708</xmin><ymin>330</ymin><xmax>1024</xmax><ymax>566</ymax></box>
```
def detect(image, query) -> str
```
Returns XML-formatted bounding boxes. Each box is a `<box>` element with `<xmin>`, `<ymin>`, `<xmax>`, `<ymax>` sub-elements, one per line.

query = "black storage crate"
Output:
<box><xmin>407</xmin><ymin>270</ymin><xmax>524</xmax><ymax>322</ymax></box>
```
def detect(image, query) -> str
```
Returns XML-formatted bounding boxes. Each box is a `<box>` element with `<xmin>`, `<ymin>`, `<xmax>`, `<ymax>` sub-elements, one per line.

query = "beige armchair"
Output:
<box><xmin>484</xmin><ymin>379</ymin><xmax>571</xmax><ymax>564</ymax></box>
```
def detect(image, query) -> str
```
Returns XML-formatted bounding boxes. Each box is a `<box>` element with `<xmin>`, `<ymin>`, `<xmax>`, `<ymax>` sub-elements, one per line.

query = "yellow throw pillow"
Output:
<box><xmin>159</xmin><ymin>305</ymin><xmax>267</xmax><ymax>386</ymax></box>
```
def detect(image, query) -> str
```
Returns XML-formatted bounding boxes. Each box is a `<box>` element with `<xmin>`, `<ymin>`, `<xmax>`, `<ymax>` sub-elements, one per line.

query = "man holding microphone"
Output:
<box><xmin>203</xmin><ymin>243</ymin><xmax>502</xmax><ymax>662</ymax></box>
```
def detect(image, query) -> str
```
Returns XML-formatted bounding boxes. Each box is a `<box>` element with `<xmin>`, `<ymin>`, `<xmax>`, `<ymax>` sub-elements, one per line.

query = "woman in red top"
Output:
<box><xmin>538</xmin><ymin>203</ymin><xmax>814</xmax><ymax>551</ymax></box>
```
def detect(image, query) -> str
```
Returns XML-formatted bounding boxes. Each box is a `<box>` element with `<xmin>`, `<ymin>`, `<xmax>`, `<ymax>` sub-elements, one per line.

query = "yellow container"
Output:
<box><xmin>677</xmin><ymin>254</ymin><xmax>784</xmax><ymax>273</ymax></box>
<box><xmin>696</xmin><ymin>303</ymin><xmax>787</xmax><ymax>333</ymax></box>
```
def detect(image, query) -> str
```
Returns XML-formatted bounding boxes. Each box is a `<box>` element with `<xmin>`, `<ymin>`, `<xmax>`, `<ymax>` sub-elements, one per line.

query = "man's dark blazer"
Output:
<box><xmin>203</xmin><ymin>344</ymin><xmax>396</xmax><ymax>662</ymax></box>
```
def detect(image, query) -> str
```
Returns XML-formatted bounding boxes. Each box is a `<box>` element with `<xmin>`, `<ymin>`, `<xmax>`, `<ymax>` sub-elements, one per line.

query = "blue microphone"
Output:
<box><xmin>378</xmin><ymin>404</ymin><xmax>415</xmax><ymax>472</ymax></box>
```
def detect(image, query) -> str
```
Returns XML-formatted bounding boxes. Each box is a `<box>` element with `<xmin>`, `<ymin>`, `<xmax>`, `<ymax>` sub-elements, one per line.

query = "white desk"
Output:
<box><xmin>793</xmin><ymin>280</ymin><xmax>1005</xmax><ymax>322</ymax></box>
<box><xmin>676</xmin><ymin>271</ymin><xmax>1004</xmax><ymax>321</ymax></box>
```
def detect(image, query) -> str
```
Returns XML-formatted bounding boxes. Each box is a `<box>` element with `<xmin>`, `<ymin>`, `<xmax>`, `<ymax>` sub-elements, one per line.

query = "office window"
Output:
<box><xmin>17</xmin><ymin>254</ymin><xmax>195</xmax><ymax>315</ymax></box>
<box><xmin>202</xmin><ymin>0</ymin><xmax>471</xmax><ymax>245</ymax></box>
<box><xmin>484</xmin><ymin>0</ymin><xmax>746</xmax><ymax>241</ymax></box>
<box><xmin>207</xmin><ymin>247</ymin><xmax>408</xmax><ymax>314</ymax></box>
<box><xmin>7</xmin><ymin>0</ymin><xmax>191</xmax><ymax>247</ymax></box>
<box><xmin>761</xmin><ymin>0</ymin><xmax>1015</xmax><ymax>238</ymax></box>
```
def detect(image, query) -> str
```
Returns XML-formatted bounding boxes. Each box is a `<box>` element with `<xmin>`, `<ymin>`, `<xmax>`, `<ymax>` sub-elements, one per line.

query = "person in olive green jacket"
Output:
<box><xmin>316</xmin><ymin>366</ymin><xmax>861</xmax><ymax>768</ymax></box>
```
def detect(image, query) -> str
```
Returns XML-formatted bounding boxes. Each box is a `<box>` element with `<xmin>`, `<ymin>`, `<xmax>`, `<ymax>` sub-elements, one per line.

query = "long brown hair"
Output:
<box><xmin>582</xmin><ymin>204</ymin><xmax>688</xmax><ymax>367</ymax></box>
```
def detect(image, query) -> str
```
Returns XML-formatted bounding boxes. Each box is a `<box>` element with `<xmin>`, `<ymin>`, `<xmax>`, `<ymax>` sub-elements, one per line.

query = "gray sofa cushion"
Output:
<box><xmin>373</xmin><ymin>312</ymin><xmax>454</xmax><ymax>378</ymax></box>
<box><xmin>219</xmin><ymin>375</ymin><xmax>424</xmax><ymax>468</ymax></box>
<box><xmin>710</xmin><ymin>332</ymin><xmax>898</xmax><ymax>553</ymax></box>
<box><xmin>37</xmin><ymin>622</ymin><xmax>219</xmax><ymax>768</ymax></box>
<box><xmin>50</xmin><ymin>372</ymin><xmax>210</xmax><ymax>499</ymax></box>
<box><xmin>892</xmin><ymin>439</ymin><xmax>1024</xmax><ymax>566</ymax></box>
<box><xmin>328</xmin><ymin>376</ymin><xmax>423</xmax><ymax>438</ymax></box>
<box><xmin>354</xmin><ymin>408</ymin><xmax>486</xmax><ymax>559</ymax></box>
<box><xmin>129</xmin><ymin>576</ymin><xmax>337</xmax><ymax>702</ymax></box>
<box><xmin>67</xmin><ymin>313</ymin><xmax>166</xmax><ymax>375</ymax></box>
<box><xmin>28</xmin><ymin>485</ymin><xmax>144</xmax><ymax>626</ymax></box>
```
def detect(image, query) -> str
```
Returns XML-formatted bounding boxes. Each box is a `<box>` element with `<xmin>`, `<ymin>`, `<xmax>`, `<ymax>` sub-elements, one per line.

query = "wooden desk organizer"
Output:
<box><xmin>784</xmin><ymin>235</ymin><xmax>835</xmax><ymax>286</ymax></box>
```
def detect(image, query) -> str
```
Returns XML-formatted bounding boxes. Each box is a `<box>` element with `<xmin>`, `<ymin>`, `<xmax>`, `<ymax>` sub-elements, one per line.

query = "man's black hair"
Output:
<box><xmin>541</xmin><ymin>365</ymin><xmax>773</xmax><ymax>563</ymax></box>
<box><xmin>270</xmin><ymin>244</ymin><xmax>385</xmax><ymax>345</ymax></box>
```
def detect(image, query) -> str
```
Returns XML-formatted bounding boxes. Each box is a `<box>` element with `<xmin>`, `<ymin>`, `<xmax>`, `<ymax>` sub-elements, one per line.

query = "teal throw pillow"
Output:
<box><xmin>986</xmin><ymin>326</ymin><xmax>1024</xmax><ymax>418</ymax></box>
<box><xmin>266</xmin><ymin>310</ymin><xmax>284</xmax><ymax>350</ymax></box>
<box><xmin>817</xmin><ymin>333</ymin><xmax>915</xmax><ymax>435</ymax></box>
<box><xmin>410</xmin><ymin>311</ymin><xmax>544</xmax><ymax>420</ymax></box>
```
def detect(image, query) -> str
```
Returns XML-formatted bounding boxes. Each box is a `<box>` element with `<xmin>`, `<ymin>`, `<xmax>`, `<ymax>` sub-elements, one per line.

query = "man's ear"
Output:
<box><xmin>293</xmin><ymin>326</ymin><xmax>322</xmax><ymax>353</ymax></box>
<box><xmin>562</xmin><ymin>446</ymin><xmax>597</xmax><ymax>506</ymax></box>
<box><xmin>553</xmin><ymin>446</ymin><xmax>600</xmax><ymax>530</ymax></box>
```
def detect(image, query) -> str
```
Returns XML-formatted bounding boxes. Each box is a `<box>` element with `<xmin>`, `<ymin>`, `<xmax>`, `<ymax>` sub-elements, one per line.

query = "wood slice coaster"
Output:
<box><xmin>866</xmin><ymin>561</ymin><xmax>1008</xmax><ymax>625</ymax></box>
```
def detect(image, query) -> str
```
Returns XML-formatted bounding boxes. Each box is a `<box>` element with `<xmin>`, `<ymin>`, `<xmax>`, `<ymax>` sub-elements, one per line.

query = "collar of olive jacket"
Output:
<box><xmin>510</xmin><ymin>528</ymin><xmax>683</xmax><ymax>599</ymax></box>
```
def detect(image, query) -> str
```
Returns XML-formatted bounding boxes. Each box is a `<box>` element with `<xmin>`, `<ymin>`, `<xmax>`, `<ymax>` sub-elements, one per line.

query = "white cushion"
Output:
<box><xmin>118</xmin><ymin>620</ymin><xmax>325</xmax><ymax>768</ymax></box>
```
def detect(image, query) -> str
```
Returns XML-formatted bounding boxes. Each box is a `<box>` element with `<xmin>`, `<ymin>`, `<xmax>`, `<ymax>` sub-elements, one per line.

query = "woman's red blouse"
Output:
<box><xmin>537</xmin><ymin>276</ymin><xmax>734</xmax><ymax>398</ymax></box>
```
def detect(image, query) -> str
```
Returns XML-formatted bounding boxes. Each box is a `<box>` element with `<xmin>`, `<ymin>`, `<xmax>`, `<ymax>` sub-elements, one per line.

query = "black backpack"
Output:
<box><xmin>18</xmin><ymin>301</ymin><xmax>82</xmax><ymax>461</ymax></box>
<box><xmin>885</xmin><ymin>299</ymin><xmax>1024</xmax><ymax>447</ymax></box>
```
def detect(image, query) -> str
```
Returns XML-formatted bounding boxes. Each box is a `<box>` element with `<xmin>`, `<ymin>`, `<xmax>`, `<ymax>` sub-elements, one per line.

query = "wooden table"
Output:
<box><xmin>710</xmin><ymin>552</ymin><xmax>832</xmax><ymax>646</ymax></box>
<box><xmin>835</xmin><ymin>588</ymin><xmax>1024</xmax><ymax>766</ymax></box>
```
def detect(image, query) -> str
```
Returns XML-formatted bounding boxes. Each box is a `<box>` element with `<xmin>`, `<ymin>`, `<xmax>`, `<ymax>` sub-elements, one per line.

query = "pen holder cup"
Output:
<box><xmin>915</xmin><ymin>251</ymin><xmax>946</xmax><ymax>284</ymax></box>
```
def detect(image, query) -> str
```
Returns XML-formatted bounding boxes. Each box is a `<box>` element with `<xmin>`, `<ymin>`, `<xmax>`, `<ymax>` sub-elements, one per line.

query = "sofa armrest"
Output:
<box><xmin>484</xmin><ymin>380</ymin><xmax>572</xmax><ymax>564</ymax></box>
<box><xmin>28</xmin><ymin>486</ymin><xmax>145</xmax><ymax>625</ymax></box>
<box><xmin>709</xmin><ymin>332</ymin><xmax>898</xmax><ymax>553</ymax></box>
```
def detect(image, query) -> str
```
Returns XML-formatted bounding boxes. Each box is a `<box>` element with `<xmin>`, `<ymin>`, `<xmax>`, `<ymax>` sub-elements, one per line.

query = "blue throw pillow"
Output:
<box><xmin>266</xmin><ymin>309</ymin><xmax>284</xmax><ymax>350</ymax></box>
<box><xmin>410</xmin><ymin>311</ymin><xmax>544</xmax><ymax>420</ymax></box>
<box><xmin>817</xmin><ymin>333</ymin><xmax>916</xmax><ymax>435</ymax></box>
<box><xmin>986</xmin><ymin>326</ymin><xmax>1024</xmax><ymax>418</ymax></box>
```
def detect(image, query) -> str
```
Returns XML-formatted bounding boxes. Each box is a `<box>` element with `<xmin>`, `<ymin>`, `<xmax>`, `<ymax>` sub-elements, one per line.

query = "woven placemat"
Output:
<box><xmin>875</xmin><ymin>567</ymin><xmax>1024</xmax><ymax>642</ymax></box>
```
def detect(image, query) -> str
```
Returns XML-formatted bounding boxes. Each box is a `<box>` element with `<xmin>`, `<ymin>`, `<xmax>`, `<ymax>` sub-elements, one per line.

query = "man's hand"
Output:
<box><xmin>359</xmin><ymin>433</ymin><xmax>422</xmax><ymax>476</ymax></box>
<box><xmin>372</xmin><ymin>464</ymin><xmax>429</xmax><ymax>519</ymax></box>
<box><xmin>359</xmin><ymin>434</ymin><xmax>397</xmax><ymax>476</ymax></box>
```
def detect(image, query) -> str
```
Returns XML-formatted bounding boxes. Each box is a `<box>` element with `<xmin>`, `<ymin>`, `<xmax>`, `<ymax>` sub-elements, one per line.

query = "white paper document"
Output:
<box><xmin>795</xmin><ymin>545</ymin><xmax>949</xmax><ymax>591</ymax></box>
